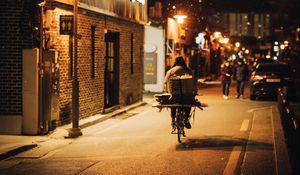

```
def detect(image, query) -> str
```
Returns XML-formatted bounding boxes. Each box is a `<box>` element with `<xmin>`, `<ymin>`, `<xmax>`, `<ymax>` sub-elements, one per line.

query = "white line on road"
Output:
<box><xmin>247</xmin><ymin>107</ymin><xmax>271</xmax><ymax>113</ymax></box>
<box><xmin>240</xmin><ymin>120</ymin><xmax>250</xmax><ymax>132</ymax></box>
<box><xmin>223</xmin><ymin>146</ymin><xmax>243</xmax><ymax>175</ymax></box>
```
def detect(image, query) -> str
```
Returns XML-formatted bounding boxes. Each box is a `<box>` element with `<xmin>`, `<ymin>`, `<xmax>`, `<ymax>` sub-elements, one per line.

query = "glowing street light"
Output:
<box><xmin>174</xmin><ymin>15</ymin><xmax>187</xmax><ymax>24</ymax></box>
<box><xmin>235</xmin><ymin>42</ymin><xmax>241</xmax><ymax>48</ymax></box>
<box><xmin>220</xmin><ymin>37</ymin><xmax>229</xmax><ymax>44</ymax></box>
<box><xmin>231</xmin><ymin>54</ymin><xmax>237</xmax><ymax>60</ymax></box>
<box><xmin>213</xmin><ymin>32</ymin><xmax>222</xmax><ymax>39</ymax></box>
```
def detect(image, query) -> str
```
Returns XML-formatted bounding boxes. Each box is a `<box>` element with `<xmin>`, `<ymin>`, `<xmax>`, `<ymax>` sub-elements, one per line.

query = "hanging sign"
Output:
<box><xmin>60</xmin><ymin>15</ymin><xmax>73</xmax><ymax>35</ymax></box>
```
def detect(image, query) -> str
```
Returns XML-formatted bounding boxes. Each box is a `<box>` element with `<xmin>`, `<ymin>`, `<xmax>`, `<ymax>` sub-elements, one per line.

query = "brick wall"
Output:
<box><xmin>0</xmin><ymin>0</ymin><xmax>36</xmax><ymax>115</ymax></box>
<box><xmin>0</xmin><ymin>0</ymin><xmax>144</xmax><ymax>123</ymax></box>
<box><xmin>50</xmin><ymin>5</ymin><xmax>144</xmax><ymax>122</ymax></box>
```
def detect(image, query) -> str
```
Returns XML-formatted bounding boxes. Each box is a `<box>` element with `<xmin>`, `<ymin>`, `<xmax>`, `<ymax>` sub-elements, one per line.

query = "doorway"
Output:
<box><xmin>104</xmin><ymin>32</ymin><xmax>120</xmax><ymax>108</ymax></box>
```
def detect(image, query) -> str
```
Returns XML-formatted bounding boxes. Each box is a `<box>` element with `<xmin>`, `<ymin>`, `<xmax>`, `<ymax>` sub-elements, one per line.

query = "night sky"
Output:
<box><xmin>149</xmin><ymin>0</ymin><xmax>300</xmax><ymax>20</ymax></box>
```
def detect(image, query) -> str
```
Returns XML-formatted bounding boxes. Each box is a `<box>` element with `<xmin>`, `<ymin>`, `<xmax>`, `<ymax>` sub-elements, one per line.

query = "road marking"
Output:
<box><xmin>240</xmin><ymin>119</ymin><xmax>250</xmax><ymax>132</ymax></box>
<box><xmin>223</xmin><ymin>146</ymin><xmax>242</xmax><ymax>175</ymax></box>
<box><xmin>247</xmin><ymin>107</ymin><xmax>271</xmax><ymax>113</ymax></box>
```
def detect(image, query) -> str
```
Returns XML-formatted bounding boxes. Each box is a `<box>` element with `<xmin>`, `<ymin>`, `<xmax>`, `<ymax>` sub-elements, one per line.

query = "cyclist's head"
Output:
<box><xmin>173</xmin><ymin>56</ymin><xmax>187</xmax><ymax>68</ymax></box>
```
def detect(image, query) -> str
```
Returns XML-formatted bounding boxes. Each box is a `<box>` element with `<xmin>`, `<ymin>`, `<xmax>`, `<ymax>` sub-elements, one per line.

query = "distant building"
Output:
<box><xmin>144</xmin><ymin>1</ymin><xmax>165</xmax><ymax>93</ymax></box>
<box><xmin>0</xmin><ymin>0</ymin><xmax>147</xmax><ymax>134</ymax></box>
<box><xmin>209</xmin><ymin>12</ymin><xmax>271</xmax><ymax>40</ymax></box>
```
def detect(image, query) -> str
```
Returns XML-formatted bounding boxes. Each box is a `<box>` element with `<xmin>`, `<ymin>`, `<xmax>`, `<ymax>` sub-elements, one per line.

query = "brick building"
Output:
<box><xmin>0</xmin><ymin>0</ymin><xmax>147</xmax><ymax>134</ymax></box>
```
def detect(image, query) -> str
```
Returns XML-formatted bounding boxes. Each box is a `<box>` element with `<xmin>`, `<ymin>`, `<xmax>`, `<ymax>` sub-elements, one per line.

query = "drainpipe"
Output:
<box><xmin>38</xmin><ymin>0</ymin><xmax>46</xmax><ymax>134</ymax></box>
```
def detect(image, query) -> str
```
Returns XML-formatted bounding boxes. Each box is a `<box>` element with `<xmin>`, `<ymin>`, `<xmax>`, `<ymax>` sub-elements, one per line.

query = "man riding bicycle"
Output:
<box><xmin>164</xmin><ymin>56</ymin><xmax>197</xmax><ymax>129</ymax></box>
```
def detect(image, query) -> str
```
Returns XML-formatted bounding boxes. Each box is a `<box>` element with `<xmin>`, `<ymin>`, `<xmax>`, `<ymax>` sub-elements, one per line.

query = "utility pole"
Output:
<box><xmin>68</xmin><ymin>0</ymin><xmax>82</xmax><ymax>138</ymax></box>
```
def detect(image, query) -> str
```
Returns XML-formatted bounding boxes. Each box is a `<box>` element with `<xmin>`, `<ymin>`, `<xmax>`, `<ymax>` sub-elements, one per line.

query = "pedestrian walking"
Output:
<box><xmin>233</xmin><ymin>59</ymin><xmax>249</xmax><ymax>98</ymax></box>
<box><xmin>220</xmin><ymin>60</ymin><xmax>232</xmax><ymax>100</ymax></box>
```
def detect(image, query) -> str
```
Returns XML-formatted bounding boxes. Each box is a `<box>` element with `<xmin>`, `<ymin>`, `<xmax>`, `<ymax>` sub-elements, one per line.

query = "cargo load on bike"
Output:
<box><xmin>153</xmin><ymin>75</ymin><xmax>208</xmax><ymax>143</ymax></box>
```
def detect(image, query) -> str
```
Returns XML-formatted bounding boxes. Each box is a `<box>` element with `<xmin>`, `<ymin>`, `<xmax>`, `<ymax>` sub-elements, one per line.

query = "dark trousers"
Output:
<box><xmin>171</xmin><ymin>107</ymin><xmax>191</xmax><ymax>121</ymax></box>
<box><xmin>222</xmin><ymin>81</ymin><xmax>231</xmax><ymax>96</ymax></box>
<box><xmin>236</xmin><ymin>80</ymin><xmax>245</xmax><ymax>96</ymax></box>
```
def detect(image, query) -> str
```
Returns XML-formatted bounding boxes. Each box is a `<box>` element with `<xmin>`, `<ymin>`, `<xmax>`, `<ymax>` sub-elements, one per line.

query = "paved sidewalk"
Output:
<box><xmin>0</xmin><ymin>95</ymin><xmax>152</xmax><ymax>161</ymax></box>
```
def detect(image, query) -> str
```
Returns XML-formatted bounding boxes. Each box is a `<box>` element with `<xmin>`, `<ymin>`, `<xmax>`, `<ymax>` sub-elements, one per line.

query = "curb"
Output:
<box><xmin>0</xmin><ymin>144</ymin><xmax>37</xmax><ymax>161</ymax></box>
<box><xmin>78</xmin><ymin>101</ymin><xmax>147</xmax><ymax>129</ymax></box>
<box><xmin>271</xmin><ymin>106</ymin><xmax>293</xmax><ymax>175</ymax></box>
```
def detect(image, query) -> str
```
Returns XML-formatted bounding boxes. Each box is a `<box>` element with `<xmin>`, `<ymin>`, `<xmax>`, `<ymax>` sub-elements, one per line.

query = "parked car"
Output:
<box><xmin>250</xmin><ymin>62</ymin><xmax>292</xmax><ymax>100</ymax></box>
<box><xmin>251</xmin><ymin>58</ymin><xmax>274</xmax><ymax>72</ymax></box>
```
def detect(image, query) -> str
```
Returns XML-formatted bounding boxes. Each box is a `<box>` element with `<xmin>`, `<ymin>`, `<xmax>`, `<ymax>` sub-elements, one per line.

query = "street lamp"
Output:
<box><xmin>173</xmin><ymin>15</ymin><xmax>187</xmax><ymax>24</ymax></box>
<box><xmin>213</xmin><ymin>32</ymin><xmax>221</xmax><ymax>39</ymax></box>
<box><xmin>68</xmin><ymin>0</ymin><xmax>82</xmax><ymax>138</ymax></box>
<box><xmin>220</xmin><ymin>37</ymin><xmax>229</xmax><ymax>44</ymax></box>
<box><xmin>173</xmin><ymin>13</ymin><xmax>187</xmax><ymax>56</ymax></box>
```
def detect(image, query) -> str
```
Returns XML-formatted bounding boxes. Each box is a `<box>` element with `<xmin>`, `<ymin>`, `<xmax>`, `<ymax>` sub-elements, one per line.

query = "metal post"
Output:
<box><xmin>38</xmin><ymin>0</ymin><xmax>46</xmax><ymax>134</ymax></box>
<box><xmin>68</xmin><ymin>0</ymin><xmax>82</xmax><ymax>138</ymax></box>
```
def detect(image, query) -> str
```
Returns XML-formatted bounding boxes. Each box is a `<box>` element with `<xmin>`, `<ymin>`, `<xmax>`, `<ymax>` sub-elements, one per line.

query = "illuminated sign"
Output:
<box><xmin>131</xmin><ymin>0</ymin><xmax>145</xmax><ymax>5</ymax></box>
<box><xmin>144</xmin><ymin>53</ymin><xmax>157</xmax><ymax>84</ymax></box>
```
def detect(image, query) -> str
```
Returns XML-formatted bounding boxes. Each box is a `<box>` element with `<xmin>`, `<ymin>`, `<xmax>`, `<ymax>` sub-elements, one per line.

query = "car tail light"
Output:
<box><xmin>251</xmin><ymin>75</ymin><xmax>264</xmax><ymax>81</ymax></box>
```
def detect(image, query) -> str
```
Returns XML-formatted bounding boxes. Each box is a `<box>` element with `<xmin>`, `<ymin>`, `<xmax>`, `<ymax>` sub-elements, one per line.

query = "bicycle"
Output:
<box><xmin>153</xmin><ymin>94</ymin><xmax>207</xmax><ymax>143</ymax></box>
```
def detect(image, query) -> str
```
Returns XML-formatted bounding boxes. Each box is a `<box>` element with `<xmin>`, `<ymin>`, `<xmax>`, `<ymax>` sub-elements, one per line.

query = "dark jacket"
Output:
<box><xmin>233</xmin><ymin>63</ymin><xmax>249</xmax><ymax>81</ymax></box>
<box><xmin>221</xmin><ymin>65</ymin><xmax>232</xmax><ymax>82</ymax></box>
<box><xmin>164</xmin><ymin>65</ymin><xmax>193</xmax><ymax>92</ymax></box>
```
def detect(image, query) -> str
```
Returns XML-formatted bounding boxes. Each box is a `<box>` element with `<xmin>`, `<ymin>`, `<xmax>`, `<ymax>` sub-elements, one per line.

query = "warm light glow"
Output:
<box><xmin>245</xmin><ymin>49</ymin><xmax>249</xmax><ymax>54</ymax></box>
<box><xmin>213</xmin><ymin>32</ymin><xmax>221</xmax><ymax>39</ymax></box>
<box><xmin>284</xmin><ymin>40</ymin><xmax>289</xmax><ymax>47</ymax></box>
<box><xmin>266</xmin><ymin>55</ymin><xmax>271</xmax><ymax>59</ymax></box>
<box><xmin>274</xmin><ymin>41</ymin><xmax>279</xmax><ymax>45</ymax></box>
<box><xmin>220</xmin><ymin>38</ymin><xmax>229</xmax><ymax>44</ymax></box>
<box><xmin>174</xmin><ymin>15</ymin><xmax>187</xmax><ymax>24</ymax></box>
<box><xmin>235</xmin><ymin>42</ymin><xmax>240</xmax><ymax>48</ymax></box>
<box><xmin>280</xmin><ymin>44</ymin><xmax>285</xmax><ymax>50</ymax></box>
<box><xmin>231</xmin><ymin>54</ymin><xmax>236</xmax><ymax>60</ymax></box>
<box><xmin>131</xmin><ymin>0</ymin><xmax>145</xmax><ymax>4</ymax></box>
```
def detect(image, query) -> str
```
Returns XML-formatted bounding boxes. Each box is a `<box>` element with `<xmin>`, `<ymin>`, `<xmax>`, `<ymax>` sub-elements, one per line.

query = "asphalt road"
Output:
<box><xmin>0</xmin><ymin>84</ymin><xmax>279</xmax><ymax>175</ymax></box>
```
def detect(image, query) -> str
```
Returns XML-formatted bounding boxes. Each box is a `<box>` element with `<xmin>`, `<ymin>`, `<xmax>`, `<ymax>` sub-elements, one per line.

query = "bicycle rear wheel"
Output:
<box><xmin>177</xmin><ymin>125</ymin><xmax>182</xmax><ymax>143</ymax></box>
<box><xmin>176</xmin><ymin>111</ymin><xmax>185</xmax><ymax>143</ymax></box>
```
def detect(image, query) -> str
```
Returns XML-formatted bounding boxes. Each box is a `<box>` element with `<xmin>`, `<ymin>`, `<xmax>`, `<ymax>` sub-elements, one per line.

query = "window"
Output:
<box><xmin>130</xmin><ymin>33</ymin><xmax>134</xmax><ymax>74</ymax></box>
<box><xmin>91</xmin><ymin>25</ymin><xmax>96</xmax><ymax>78</ymax></box>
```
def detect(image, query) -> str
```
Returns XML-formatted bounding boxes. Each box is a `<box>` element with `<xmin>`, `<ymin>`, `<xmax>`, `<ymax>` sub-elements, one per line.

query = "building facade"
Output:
<box><xmin>0</xmin><ymin>0</ymin><xmax>147</xmax><ymax>134</ymax></box>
